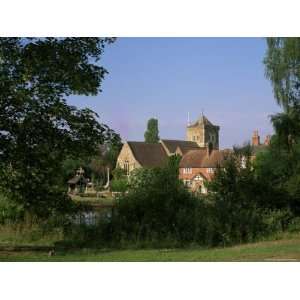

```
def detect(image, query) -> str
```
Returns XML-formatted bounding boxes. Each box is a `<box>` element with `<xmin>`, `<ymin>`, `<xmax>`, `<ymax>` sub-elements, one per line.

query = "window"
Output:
<box><xmin>193</xmin><ymin>136</ymin><xmax>196</xmax><ymax>141</ymax></box>
<box><xmin>124</xmin><ymin>161</ymin><xmax>130</xmax><ymax>176</ymax></box>
<box><xmin>207</xmin><ymin>168</ymin><xmax>214</xmax><ymax>174</ymax></box>
<box><xmin>183</xmin><ymin>180</ymin><xmax>192</xmax><ymax>187</ymax></box>
<box><xmin>183</xmin><ymin>168</ymin><xmax>192</xmax><ymax>174</ymax></box>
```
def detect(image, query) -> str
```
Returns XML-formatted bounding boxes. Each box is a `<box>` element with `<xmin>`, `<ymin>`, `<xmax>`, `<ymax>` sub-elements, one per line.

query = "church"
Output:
<box><xmin>116</xmin><ymin>114</ymin><xmax>229</xmax><ymax>193</ymax></box>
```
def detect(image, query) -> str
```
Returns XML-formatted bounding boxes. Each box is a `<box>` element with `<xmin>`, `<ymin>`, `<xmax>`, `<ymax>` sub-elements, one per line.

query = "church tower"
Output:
<box><xmin>186</xmin><ymin>115</ymin><xmax>220</xmax><ymax>149</ymax></box>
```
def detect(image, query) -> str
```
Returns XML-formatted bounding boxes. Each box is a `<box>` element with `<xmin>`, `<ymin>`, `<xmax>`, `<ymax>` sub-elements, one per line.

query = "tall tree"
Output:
<box><xmin>144</xmin><ymin>118</ymin><xmax>159</xmax><ymax>143</ymax></box>
<box><xmin>264</xmin><ymin>38</ymin><xmax>300</xmax><ymax>149</ymax></box>
<box><xmin>0</xmin><ymin>38</ymin><xmax>118</xmax><ymax>217</ymax></box>
<box><xmin>264</xmin><ymin>38</ymin><xmax>300</xmax><ymax>110</ymax></box>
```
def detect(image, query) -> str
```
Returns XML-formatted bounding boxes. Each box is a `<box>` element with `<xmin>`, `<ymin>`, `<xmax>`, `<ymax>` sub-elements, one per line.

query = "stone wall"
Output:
<box><xmin>116</xmin><ymin>143</ymin><xmax>141</xmax><ymax>174</ymax></box>
<box><xmin>186</xmin><ymin>124</ymin><xmax>219</xmax><ymax>149</ymax></box>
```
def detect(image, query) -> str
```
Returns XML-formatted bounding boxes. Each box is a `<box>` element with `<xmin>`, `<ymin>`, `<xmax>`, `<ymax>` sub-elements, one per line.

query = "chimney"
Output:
<box><xmin>264</xmin><ymin>135</ymin><xmax>271</xmax><ymax>146</ymax></box>
<box><xmin>252</xmin><ymin>130</ymin><xmax>260</xmax><ymax>146</ymax></box>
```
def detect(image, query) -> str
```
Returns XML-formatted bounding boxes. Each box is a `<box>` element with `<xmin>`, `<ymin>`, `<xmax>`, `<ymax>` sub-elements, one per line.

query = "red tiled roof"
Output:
<box><xmin>179</xmin><ymin>149</ymin><xmax>231</xmax><ymax>168</ymax></box>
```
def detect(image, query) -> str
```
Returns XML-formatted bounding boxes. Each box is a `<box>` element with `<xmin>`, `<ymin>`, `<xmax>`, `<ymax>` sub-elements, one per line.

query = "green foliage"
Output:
<box><xmin>110</xmin><ymin>167</ymin><xmax>128</xmax><ymax>192</ymax></box>
<box><xmin>109</xmin><ymin>165</ymin><xmax>200</xmax><ymax>247</ymax></box>
<box><xmin>0</xmin><ymin>38</ymin><xmax>118</xmax><ymax>218</ymax></box>
<box><xmin>167</xmin><ymin>154</ymin><xmax>182</xmax><ymax>177</ymax></box>
<box><xmin>0</xmin><ymin>193</ymin><xmax>24</xmax><ymax>224</ymax></box>
<box><xmin>270</xmin><ymin>103</ymin><xmax>300</xmax><ymax>151</ymax></box>
<box><xmin>264</xmin><ymin>37</ymin><xmax>300</xmax><ymax>109</ymax></box>
<box><xmin>110</xmin><ymin>179</ymin><xmax>128</xmax><ymax>193</ymax></box>
<box><xmin>206</xmin><ymin>148</ymin><xmax>291</xmax><ymax>245</ymax></box>
<box><xmin>144</xmin><ymin>118</ymin><xmax>160</xmax><ymax>143</ymax></box>
<box><xmin>112</xmin><ymin>167</ymin><xmax>127</xmax><ymax>180</ymax></box>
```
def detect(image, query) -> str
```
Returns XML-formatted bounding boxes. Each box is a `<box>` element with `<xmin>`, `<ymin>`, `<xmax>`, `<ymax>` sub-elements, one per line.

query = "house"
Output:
<box><xmin>116</xmin><ymin>141</ymin><xmax>169</xmax><ymax>175</ymax></box>
<box><xmin>116</xmin><ymin>139</ymin><xmax>203</xmax><ymax>174</ymax></box>
<box><xmin>178</xmin><ymin>147</ymin><xmax>231</xmax><ymax>193</ymax></box>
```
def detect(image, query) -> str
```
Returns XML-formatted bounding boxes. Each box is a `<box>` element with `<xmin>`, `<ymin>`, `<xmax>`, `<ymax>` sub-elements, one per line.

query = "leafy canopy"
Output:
<box><xmin>264</xmin><ymin>38</ymin><xmax>300</xmax><ymax>109</ymax></box>
<box><xmin>0</xmin><ymin>38</ymin><xmax>119</xmax><ymax>217</ymax></box>
<box><xmin>144</xmin><ymin>118</ymin><xmax>159</xmax><ymax>143</ymax></box>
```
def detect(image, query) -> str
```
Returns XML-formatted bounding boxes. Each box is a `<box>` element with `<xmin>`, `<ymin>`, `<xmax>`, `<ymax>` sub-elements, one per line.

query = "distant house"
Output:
<box><xmin>116</xmin><ymin>142</ymin><xmax>168</xmax><ymax>175</ymax></box>
<box><xmin>179</xmin><ymin>147</ymin><xmax>231</xmax><ymax>193</ymax></box>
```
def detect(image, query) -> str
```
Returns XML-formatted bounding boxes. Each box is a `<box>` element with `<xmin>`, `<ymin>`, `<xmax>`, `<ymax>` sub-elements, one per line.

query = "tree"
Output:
<box><xmin>0</xmin><ymin>38</ymin><xmax>118</xmax><ymax>218</ymax></box>
<box><xmin>269</xmin><ymin>102</ymin><xmax>300</xmax><ymax>152</ymax></box>
<box><xmin>264</xmin><ymin>38</ymin><xmax>300</xmax><ymax>109</ymax></box>
<box><xmin>111</xmin><ymin>162</ymin><xmax>199</xmax><ymax>246</ymax></box>
<box><xmin>207</xmin><ymin>149</ymin><xmax>284</xmax><ymax>245</ymax></box>
<box><xmin>144</xmin><ymin>118</ymin><xmax>159</xmax><ymax>143</ymax></box>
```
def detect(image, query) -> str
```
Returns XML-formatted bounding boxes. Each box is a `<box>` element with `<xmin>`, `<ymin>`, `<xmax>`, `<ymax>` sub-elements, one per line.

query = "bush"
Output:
<box><xmin>110</xmin><ymin>178</ymin><xmax>128</xmax><ymax>193</ymax></box>
<box><xmin>206</xmin><ymin>149</ymin><xmax>288</xmax><ymax>246</ymax></box>
<box><xmin>0</xmin><ymin>193</ymin><xmax>24</xmax><ymax>224</ymax></box>
<box><xmin>107</xmin><ymin>162</ymin><xmax>203</xmax><ymax>247</ymax></box>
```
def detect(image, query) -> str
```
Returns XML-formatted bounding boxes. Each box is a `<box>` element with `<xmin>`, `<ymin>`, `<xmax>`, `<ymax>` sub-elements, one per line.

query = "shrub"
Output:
<box><xmin>107</xmin><ymin>163</ymin><xmax>203</xmax><ymax>247</ymax></box>
<box><xmin>110</xmin><ymin>179</ymin><xmax>128</xmax><ymax>193</ymax></box>
<box><xmin>0</xmin><ymin>193</ymin><xmax>24</xmax><ymax>224</ymax></box>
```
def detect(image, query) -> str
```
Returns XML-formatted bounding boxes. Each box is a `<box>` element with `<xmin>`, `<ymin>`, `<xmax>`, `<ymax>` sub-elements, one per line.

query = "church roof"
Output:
<box><xmin>187</xmin><ymin>115</ymin><xmax>216</xmax><ymax>128</ymax></box>
<box><xmin>179</xmin><ymin>149</ymin><xmax>231</xmax><ymax>168</ymax></box>
<box><xmin>127</xmin><ymin>142</ymin><xmax>169</xmax><ymax>168</ymax></box>
<box><xmin>160</xmin><ymin>139</ymin><xmax>200</xmax><ymax>154</ymax></box>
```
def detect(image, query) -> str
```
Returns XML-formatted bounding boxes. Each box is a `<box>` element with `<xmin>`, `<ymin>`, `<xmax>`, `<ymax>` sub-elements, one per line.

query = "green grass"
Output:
<box><xmin>2</xmin><ymin>232</ymin><xmax>300</xmax><ymax>261</ymax></box>
<box><xmin>0</xmin><ymin>223</ymin><xmax>63</xmax><ymax>247</ymax></box>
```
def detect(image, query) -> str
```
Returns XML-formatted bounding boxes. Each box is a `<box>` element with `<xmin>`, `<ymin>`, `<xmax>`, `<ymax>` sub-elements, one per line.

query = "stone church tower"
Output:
<box><xmin>186</xmin><ymin>115</ymin><xmax>220</xmax><ymax>149</ymax></box>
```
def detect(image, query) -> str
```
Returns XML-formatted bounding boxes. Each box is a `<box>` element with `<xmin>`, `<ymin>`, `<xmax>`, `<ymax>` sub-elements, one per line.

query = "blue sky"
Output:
<box><xmin>69</xmin><ymin>38</ymin><xmax>281</xmax><ymax>149</ymax></box>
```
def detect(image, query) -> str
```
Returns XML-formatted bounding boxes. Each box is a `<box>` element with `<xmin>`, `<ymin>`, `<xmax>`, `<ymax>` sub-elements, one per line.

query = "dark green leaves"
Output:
<box><xmin>0</xmin><ymin>37</ymin><xmax>118</xmax><ymax>218</ymax></box>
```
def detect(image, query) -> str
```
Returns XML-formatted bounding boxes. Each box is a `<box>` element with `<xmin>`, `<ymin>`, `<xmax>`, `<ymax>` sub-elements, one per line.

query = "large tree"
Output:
<box><xmin>0</xmin><ymin>38</ymin><xmax>119</xmax><ymax>217</ymax></box>
<box><xmin>264</xmin><ymin>38</ymin><xmax>300</xmax><ymax>110</ymax></box>
<box><xmin>144</xmin><ymin>118</ymin><xmax>159</xmax><ymax>143</ymax></box>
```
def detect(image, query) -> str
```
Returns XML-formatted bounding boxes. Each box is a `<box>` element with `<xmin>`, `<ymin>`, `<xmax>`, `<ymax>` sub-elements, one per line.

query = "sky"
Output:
<box><xmin>69</xmin><ymin>38</ymin><xmax>282</xmax><ymax>149</ymax></box>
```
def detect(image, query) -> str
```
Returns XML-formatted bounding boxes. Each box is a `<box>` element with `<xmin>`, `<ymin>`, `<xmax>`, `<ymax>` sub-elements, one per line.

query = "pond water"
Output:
<box><xmin>74</xmin><ymin>208</ymin><xmax>113</xmax><ymax>226</ymax></box>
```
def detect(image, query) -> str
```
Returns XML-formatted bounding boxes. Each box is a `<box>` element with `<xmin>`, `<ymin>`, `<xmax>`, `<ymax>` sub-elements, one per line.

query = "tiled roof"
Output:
<box><xmin>160</xmin><ymin>139</ymin><xmax>200</xmax><ymax>154</ymax></box>
<box><xmin>127</xmin><ymin>141</ymin><xmax>169</xmax><ymax>168</ymax></box>
<box><xmin>187</xmin><ymin>115</ymin><xmax>215</xmax><ymax>128</ymax></box>
<box><xmin>179</xmin><ymin>149</ymin><xmax>231</xmax><ymax>168</ymax></box>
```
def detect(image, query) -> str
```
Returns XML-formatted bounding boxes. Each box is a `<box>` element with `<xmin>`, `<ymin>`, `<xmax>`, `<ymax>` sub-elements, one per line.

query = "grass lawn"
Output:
<box><xmin>1</xmin><ymin>232</ymin><xmax>300</xmax><ymax>261</ymax></box>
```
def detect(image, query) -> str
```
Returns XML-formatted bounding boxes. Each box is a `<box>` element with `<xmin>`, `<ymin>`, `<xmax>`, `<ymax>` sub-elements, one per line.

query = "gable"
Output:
<box><xmin>127</xmin><ymin>142</ymin><xmax>168</xmax><ymax>168</ymax></box>
<box><xmin>117</xmin><ymin>143</ymin><xmax>141</xmax><ymax>168</ymax></box>
<box><xmin>160</xmin><ymin>139</ymin><xmax>200</xmax><ymax>155</ymax></box>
